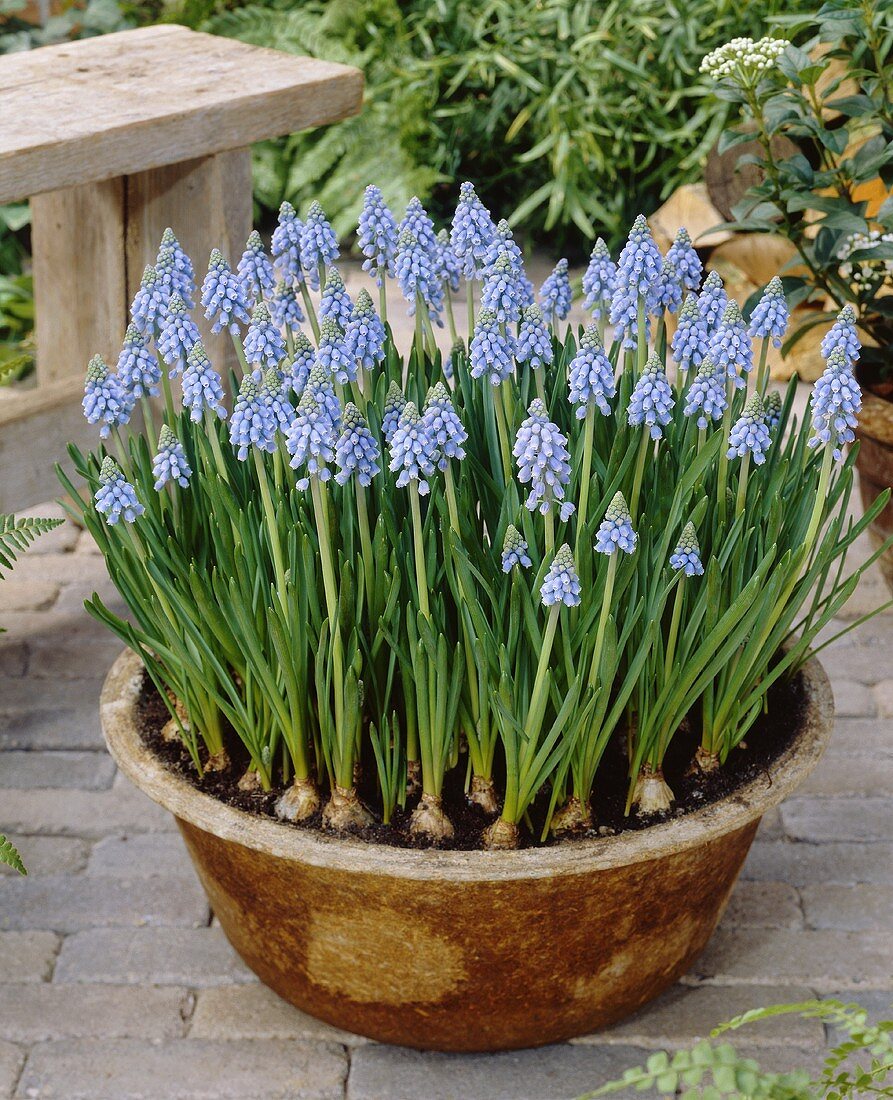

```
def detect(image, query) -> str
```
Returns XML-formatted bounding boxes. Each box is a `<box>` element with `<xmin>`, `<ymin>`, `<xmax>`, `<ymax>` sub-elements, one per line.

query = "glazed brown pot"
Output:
<box><xmin>101</xmin><ymin>649</ymin><xmax>833</xmax><ymax>1053</ymax></box>
<box><xmin>856</xmin><ymin>390</ymin><xmax>893</xmax><ymax>595</ymax></box>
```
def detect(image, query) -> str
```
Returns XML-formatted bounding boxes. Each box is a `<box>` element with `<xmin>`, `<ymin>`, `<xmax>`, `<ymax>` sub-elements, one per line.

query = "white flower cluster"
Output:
<box><xmin>700</xmin><ymin>36</ymin><xmax>789</xmax><ymax>83</ymax></box>
<box><xmin>837</xmin><ymin>230</ymin><xmax>893</xmax><ymax>290</ymax></box>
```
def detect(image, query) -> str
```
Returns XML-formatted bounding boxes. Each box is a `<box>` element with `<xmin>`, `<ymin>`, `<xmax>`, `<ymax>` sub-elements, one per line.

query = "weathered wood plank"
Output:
<box><xmin>0</xmin><ymin>26</ymin><xmax>364</xmax><ymax>202</ymax></box>
<box><xmin>30</xmin><ymin>178</ymin><xmax>127</xmax><ymax>385</ymax></box>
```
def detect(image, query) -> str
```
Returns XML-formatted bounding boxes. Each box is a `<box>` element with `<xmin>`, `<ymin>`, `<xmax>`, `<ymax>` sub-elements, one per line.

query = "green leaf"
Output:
<box><xmin>0</xmin><ymin>835</ymin><xmax>26</xmax><ymax>875</ymax></box>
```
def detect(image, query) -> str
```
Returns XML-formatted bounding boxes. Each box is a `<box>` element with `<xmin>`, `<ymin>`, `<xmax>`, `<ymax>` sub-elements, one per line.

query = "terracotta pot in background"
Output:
<box><xmin>101</xmin><ymin>649</ymin><xmax>834</xmax><ymax>1053</ymax></box>
<box><xmin>856</xmin><ymin>389</ymin><xmax>893</xmax><ymax>595</ymax></box>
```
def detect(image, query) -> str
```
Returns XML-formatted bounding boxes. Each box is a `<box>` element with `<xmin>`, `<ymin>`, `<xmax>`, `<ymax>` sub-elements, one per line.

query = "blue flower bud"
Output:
<box><xmin>709</xmin><ymin>300</ymin><xmax>753</xmax><ymax>386</ymax></box>
<box><xmin>481</xmin><ymin>252</ymin><xmax>522</xmax><ymax>324</ymax></box>
<box><xmin>450</xmin><ymin>181</ymin><xmax>496</xmax><ymax>280</ymax></box>
<box><xmin>116</xmin><ymin>324</ymin><xmax>161</xmax><ymax>400</ymax></box>
<box><xmin>665</xmin><ymin>228</ymin><xmax>702</xmax><ymax>292</ymax></box>
<box><xmin>748</xmin><ymin>276</ymin><xmax>789</xmax><ymax>347</ymax></box>
<box><xmin>727</xmin><ymin>392</ymin><xmax>772</xmax><ymax>465</ymax></box>
<box><xmin>697</xmin><ymin>270</ymin><xmax>727</xmax><ymax>334</ymax></box>
<box><xmin>628</xmin><ymin>352</ymin><xmax>675</xmax><ymax>439</ymax></box>
<box><xmin>130</xmin><ymin>265</ymin><xmax>169</xmax><ymax>336</ymax></box>
<box><xmin>181</xmin><ymin>341</ymin><xmax>226</xmax><ymax>423</ymax></box>
<box><xmin>344</xmin><ymin>288</ymin><xmax>386</xmax><ymax>373</ymax></box>
<box><xmin>568</xmin><ymin>323</ymin><xmax>615</xmax><ymax>418</ymax></box>
<box><xmin>95</xmin><ymin>456</ymin><xmax>144</xmax><ymax>525</ymax></box>
<box><xmin>582</xmin><ymin>238</ymin><xmax>617</xmax><ymax>320</ymax></box>
<box><xmin>270</xmin><ymin>280</ymin><xmax>305</xmax><ymax>334</ymax></box>
<box><xmin>423</xmin><ymin>382</ymin><xmax>467</xmax><ymax>470</ymax></box>
<box><xmin>595</xmin><ymin>492</ymin><xmax>637</xmax><ymax>555</ymax></box>
<box><xmin>437</xmin><ymin>228</ymin><xmax>462</xmax><ymax>293</ymax></box>
<box><xmin>808</xmin><ymin>348</ymin><xmax>861</xmax><ymax>461</ymax></box>
<box><xmin>157</xmin><ymin>228</ymin><xmax>196</xmax><ymax>303</ymax></box>
<box><xmin>237</xmin><ymin>230</ymin><xmax>275</xmax><ymax>302</ymax></box>
<box><xmin>484</xmin><ymin>219</ymin><xmax>534</xmax><ymax>306</ymax></box>
<box><xmin>229</xmin><ymin>373</ymin><xmax>277</xmax><ymax>461</ymax></box>
<box><xmin>669</xmin><ymin>521</ymin><xmax>704</xmax><ymax>576</ymax></box>
<box><xmin>158</xmin><ymin>294</ymin><xmax>201</xmax><ymax>374</ymax></box>
<box><xmin>152</xmin><ymin>424</ymin><xmax>192</xmax><ymax>489</ymax></box>
<box><xmin>243</xmin><ymin>301</ymin><xmax>286</xmax><ymax>372</ymax></box>
<box><xmin>201</xmin><ymin>249</ymin><xmax>252</xmax><ymax>335</ymax></box>
<box><xmin>820</xmin><ymin>304</ymin><xmax>861</xmax><ymax>365</ymax></box>
<box><xmin>335</xmin><ymin>402</ymin><xmax>381</xmax><ymax>487</ymax></box>
<box><xmin>683</xmin><ymin>357</ymin><xmax>727</xmax><ymax>430</ymax></box>
<box><xmin>388</xmin><ymin>401</ymin><xmax>438</xmax><ymax>495</ymax></box>
<box><xmin>300</xmin><ymin>201</ymin><xmax>339</xmax><ymax>289</ymax></box>
<box><xmin>501</xmin><ymin>524</ymin><xmax>532</xmax><ymax>572</ymax></box>
<box><xmin>288</xmin><ymin>333</ymin><xmax>316</xmax><ymax>396</ymax></box>
<box><xmin>671</xmin><ymin>294</ymin><xmax>710</xmax><ymax>374</ymax></box>
<box><xmin>513</xmin><ymin>399</ymin><xmax>574</xmax><ymax>518</ymax></box>
<box><xmin>287</xmin><ymin>388</ymin><xmax>337</xmax><ymax>490</ymax></box>
<box><xmin>539</xmin><ymin>258</ymin><xmax>572</xmax><ymax>323</ymax></box>
<box><xmin>655</xmin><ymin>257</ymin><xmax>683</xmax><ymax>315</ymax></box>
<box><xmin>262</xmin><ymin>365</ymin><xmax>295</xmax><ymax>435</ymax></box>
<box><xmin>271</xmin><ymin>201</ymin><xmax>304</xmax><ymax>286</ymax></box>
<box><xmin>317</xmin><ymin>317</ymin><xmax>355</xmax><ymax>385</ymax></box>
<box><xmin>541</xmin><ymin>544</ymin><xmax>582</xmax><ymax>607</ymax></box>
<box><xmin>470</xmin><ymin>308</ymin><xmax>516</xmax><ymax>386</ymax></box>
<box><xmin>516</xmin><ymin>305</ymin><xmax>553</xmax><ymax>371</ymax></box>
<box><xmin>319</xmin><ymin>266</ymin><xmax>354</xmax><ymax>331</ymax></box>
<box><xmin>358</xmin><ymin>185</ymin><xmax>398</xmax><ymax>285</ymax></box>
<box><xmin>83</xmin><ymin>355</ymin><xmax>131</xmax><ymax>439</ymax></box>
<box><xmin>382</xmin><ymin>381</ymin><xmax>407</xmax><ymax>444</ymax></box>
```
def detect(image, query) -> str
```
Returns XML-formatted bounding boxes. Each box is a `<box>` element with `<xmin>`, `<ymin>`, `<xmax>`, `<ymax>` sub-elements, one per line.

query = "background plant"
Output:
<box><xmin>702</xmin><ymin>0</ymin><xmax>893</xmax><ymax>374</ymax></box>
<box><xmin>583</xmin><ymin>999</ymin><xmax>893</xmax><ymax>1099</ymax></box>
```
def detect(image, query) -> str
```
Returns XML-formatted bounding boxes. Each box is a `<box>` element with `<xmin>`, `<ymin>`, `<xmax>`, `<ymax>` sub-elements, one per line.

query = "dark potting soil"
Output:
<box><xmin>136</xmin><ymin>667</ymin><xmax>806</xmax><ymax>851</ymax></box>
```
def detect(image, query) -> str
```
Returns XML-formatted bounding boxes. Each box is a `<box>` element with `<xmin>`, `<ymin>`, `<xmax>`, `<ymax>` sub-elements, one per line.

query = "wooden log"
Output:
<box><xmin>648</xmin><ymin>183</ymin><xmax>733</xmax><ymax>254</ymax></box>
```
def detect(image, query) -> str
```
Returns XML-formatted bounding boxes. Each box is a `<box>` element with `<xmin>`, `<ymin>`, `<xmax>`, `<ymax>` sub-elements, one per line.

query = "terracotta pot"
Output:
<box><xmin>856</xmin><ymin>391</ymin><xmax>893</xmax><ymax>596</ymax></box>
<box><xmin>101</xmin><ymin>649</ymin><xmax>833</xmax><ymax>1052</ymax></box>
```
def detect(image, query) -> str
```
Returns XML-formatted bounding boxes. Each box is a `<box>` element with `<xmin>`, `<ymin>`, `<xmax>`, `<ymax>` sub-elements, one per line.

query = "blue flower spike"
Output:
<box><xmin>671</xmin><ymin>293</ymin><xmax>710</xmax><ymax>375</ymax></box>
<box><xmin>358</xmin><ymin>185</ymin><xmax>398</xmax><ymax>285</ymax></box>
<box><xmin>684</xmin><ymin>358</ymin><xmax>728</xmax><ymax>430</ymax></box>
<box><xmin>481</xmin><ymin>252</ymin><xmax>522</xmax><ymax>324</ymax></box>
<box><xmin>288</xmin><ymin>333</ymin><xmax>316</xmax><ymax>395</ymax></box>
<box><xmin>450</xmin><ymin>181</ymin><xmax>496</xmax><ymax>280</ymax></box>
<box><xmin>541</xmin><ymin>544</ymin><xmax>582</xmax><ymax>608</ymax></box>
<box><xmin>345</xmin><ymin>288</ymin><xmax>386</xmax><ymax>373</ymax></box>
<box><xmin>130</xmin><ymin>265</ymin><xmax>169</xmax><ymax>336</ymax></box>
<box><xmin>609</xmin><ymin>215</ymin><xmax>663</xmax><ymax>348</ymax></box>
<box><xmin>501</xmin><ymin>524</ymin><xmax>532</xmax><ymax>573</ymax></box>
<box><xmin>229</xmin><ymin>372</ymin><xmax>277</xmax><ymax>460</ymax></box>
<box><xmin>157</xmin><ymin>228</ymin><xmax>196</xmax><ymax>302</ymax></box>
<box><xmin>300</xmin><ymin>201</ymin><xmax>339</xmax><ymax>289</ymax></box>
<box><xmin>382</xmin><ymin>381</ymin><xmax>407</xmax><ymax>444</ymax></box>
<box><xmin>304</xmin><ymin>362</ymin><xmax>342</xmax><ymax>432</ymax></box>
<box><xmin>116</xmin><ymin>324</ymin><xmax>161</xmax><ymax>400</ymax></box>
<box><xmin>710</xmin><ymin>299</ymin><xmax>753</xmax><ymax>386</ymax></box>
<box><xmin>728</xmin><ymin>393</ymin><xmax>772</xmax><ymax>465</ymax></box>
<box><xmin>513</xmin><ymin>399</ymin><xmax>575</xmax><ymax>520</ymax></box>
<box><xmin>287</xmin><ymin>388</ymin><xmax>338</xmax><ymax>490</ymax></box>
<box><xmin>697</xmin><ymin>270</ymin><xmax>727</xmax><ymax>334</ymax></box>
<box><xmin>539</xmin><ymin>258</ymin><xmax>572</xmax><ymax>324</ymax></box>
<box><xmin>568</xmin><ymin>323</ymin><xmax>616</xmax><ymax>418</ymax></box>
<box><xmin>158</xmin><ymin>293</ymin><xmax>201</xmax><ymax>374</ymax></box>
<box><xmin>595</xmin><ymin>492</ymin><xmax>637</xmax><ymax>556</ymax></box>
<box><xmin>238</xmin><ymin>230</ymin><xmax>276</xmax><ymax>302</ymax></box>
<box><xmin>270</xmin><ymin>280</ymin><xmax>305</xmax><ymax>334</ymax></box>
<box><xmin>820</xmin><ymin>304</ymin><xmax>861</xmax><ymax>366</ymax></box>
<box><xmin>469</xmin><ymin>308</ymin><xmax>516</xmax><ymax>386</ymax></box>
<box><xmin>244</xmin><ymin>301</ymin><xmax>286</xmax><ymax>372</ymax></box>
<box><xmin>388</xmin><ymin>401</ymin><xmax>438</xmax><ymax>495</ymax></box>
<box><xmin>748</xmin><ymin>276</ymin><xmax>789</xmax><ymax>347</ymax></box>
<box><xmin>808</xmin><ymin>348</ymin><xmax>862</xmax><ymax>461</ymax></box>
<box><xmin>516</xmin><ymin>305</ymin><xmax>554</xmax><ymax>371</ymax></box>
<box><xmin>582</xmin><ymin>238</ymin><xmax>617</xmax><ymax>319</ymax></box>
<box><xmin>765</xmin><ymin>390</ymin><xmax>782</xmax><ymax>432</ymax></box>
<box><xmin>319</xmin><ymin>267</ymin><xmax>354</xmax><ymax>330</ymax></box>
<box><xmin>655</xmin><ymin>258</ymin><xmax>683</xmax><ymax>315</ymax></box>
<box><xmin>665</xmin><ymin>228</ymin><xmax>703</xmax><ymax>293</ymax></box>
<box><xmin>262</xmin><ymin>365</ymin><xmax>295</xmax><ymax>435</ymax></box>
<box><xmin>335</xmin><ymin>402</ymin><xmax>381</xmax><ymax>487</ymax></box>
<box><xmin>423</xmin><ymin>382</ymin><xmax>467</xmax><ymax>470</ymax></box>
<box><xmin>181</xmin><ymin>341</ymin><xmax>226</xmax><ymax>422</ymax></box>
<box><xmin>94</xmin><ymin>456</ymin><xmax>144</xmax><ymax>526</ymax></box>
<box><xmin>395</xmin><ymin>227</ymin><xmax>443</xmax><ymax>320</ymax></box>
<box><xmin>437</xmin><ymin>229</ymin><xmax>462</xmax><ymax>293</ymax></box>
<box><xmin>152</xmin><ymin>424</ymin><xmax>193</xmax><ymax>490</ymax></box>
<box><xmin>628</xmin><ymin>352</ymin><xmax>675</xmax><ymax>440</ymax></box>
<box><xmin>83</xmin><ymin>355</ymin><xmax>131</xmax><ymax>439</ymax></box>
<box><xmin>317</xmin><ymin>317</ymin><xmax>355</xmax><ymax>385</ymax></box>
<box><xmin>201</xmin><ymin>249</ymin><xmax>252</xmax><ymax>335</ymax></box>
<box><xmin>484</xmin><ymin>219</ymin><xmax>534</xmax><ymax>306</ymax></box>
<box><xmin>669</xmin><ymin>521</ymin><xmax>704</xmax><ymax>577</ymax></box>
<box><xmin>271</xmin><ymin>201</ymin><xmax>304</xmax><ymax>285</ymax></box>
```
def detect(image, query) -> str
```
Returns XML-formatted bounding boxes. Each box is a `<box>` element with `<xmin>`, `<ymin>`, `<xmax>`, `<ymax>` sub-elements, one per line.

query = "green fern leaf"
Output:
<box><xmin>0</xmin><ymin>513</ymin><xmax>64</xmax><ymax>577</ymax></box>
<box><xmin>0</xmin><ymin>835</ymin><xmax>26</xmax><ymax>875</ymax></box>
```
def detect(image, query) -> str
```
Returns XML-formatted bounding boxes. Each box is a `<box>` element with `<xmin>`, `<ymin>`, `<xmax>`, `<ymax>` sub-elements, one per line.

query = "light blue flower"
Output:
<box><xmin>301</xmin><ymin>201</ymin><xmax>339</xmax><ymax>289</ymax></box>
<box><xmin>201</xmin><ymin>250</ymin><xmax>252</xmax><ymax>335</ymax></box>
<box><xmin>158</xmin><ymin>294</ymin><xmax>200</xmax><ymax>374</ymax></box>
<box><xmin>671</xmin><ymin>293</ymin><xmax>710</xmax><ymax>374</ymax></box>
<box><xmin>450</xmin><ymin>181</ymin><xmax>496</xmax><ymax>280</ymax></box>
<box><xmin>237</xmin><ymin>230</ymin><xmax>275</xmax><ymax>302</ymax></box>
<box><xmin>382</xmin><ymin>381</ymin><xmax>407</xmax><ymax>444</ymax></box>
<box><xmin>116</xmin><ymin>324</ymin><xmax>161</xmax><ymax>399</ymax></box>
<box><xmin>484</xmin><ymin>219</ymin><xmax>534</xmax><ymax>306</ymax></box>
<box><xmin>229</xmin><ymin>373</ymin><xmax>277</xmax><ymax>460</ymax></box>
<box><xmin>288</xmin><ymin>333</ymin><xmax>316</xmax><ymax>395</ymax></box>
<box><xmin>539</xmin><ymin>258</ymin><xmax>572</xmax><ymax>323</ymax></box>
<box><xmin>152</xmin><ymin>424</ymin><xmax>192</xmax><ymax>489</ymax></box>
<box><xmin>609</xmin><ymin>285</ymin><xmax>650</xmax><ymax>351</ymax></box>
<box><xmin>157</xmin><ymin>228</ymin><xmax>196</xmax><ymax>302</ymax></box>
<box><xmin>727</xmin><ymin>393</ymin><xmax>771</xmax><ymax>465</ymax></box>
<box><xmin>669</xmin><ymin>521</ymin><xmax>704</xmax><ymax>576</ymax></box>
<box><xmin>130</xmin><ymin>265</ymin><xmax>169</xmax><ymax>335</ymax></box>
<box><xmin>244</xmin><ymin>301</ymin><xmax>286</xmax><ymax>372</ymax></box>
<box><xmin>665</xmin><ymin>228</ymin><xmax>702</xmax><ymax>292</ymax></box>
<box><xmin>319</xmin><ymin>267</ymin><xmax>354</xmax><ymax>330</ymax></box>
<box><xmin>513</xmin><ymin>399</ymin><xmax>575</xmax><ymax>520</ymax></box>
<box><xmin>304</xmin><ymin>362</ymin><xmax>342</xmax><ymax>432</ymax></box>
<box><xmin>748</xmin><ymin>276</ymin><xmax>789</xmax><ymax>347</ymax></box>
<box><xmin>271</xmin><ymin>201</ymin><xmax>304</xmax><ymax>285</ymax></box>
<box><xmin>358</xmin><ymin>185</ymin><xmax>398</xmax><ymax>285</ymax></box>
<box><xmin>94</xmin><ymin>456</ymin><xmax>144</xmax><ymax>525</ymax></box>
<box><xmin>541</xmin><ymin>544</ymin><xmax>582</xmax><ymax>607</ymax></box>
<box><xmin>617</xmin><ymin>215</ymin><xmax>663</xmax><ymax>300</ymax></box>
<box><xmin>423</xmin><ymin>382</ymin><xmax>467</xmax><ymax>469</ymax></box>
<box><xmin>820</xmin><ymin>304</ymin><xmax>861</xmax><ymax>365</ymax></box>
<box><xmin>317</xmin><ymin>317</ymin><xmax>355</xmax><ymax>385</ymax></box>
<box><xmin>516</xmin><ymin>305</ymin><xmax>553</xmax><ymax>370</ymax></box>
<box><xmin>262</xmin><ymin>366</ymin><xmax>295</xmax><ymax>435</ymax></box>
<box><xmin>395</xmin><ymin>227</ymin><xmax>443</xmax><ymax>320</ymax></box>
<box><xmin>388</xmin><ymin>401</ymin><xmax>438</xmax><ymax>494</ymax></box>
<box><xmin>155</xmin><ymin>244</ymin><xmax>191</xmax><ymax>308</ymax></box>
<box><xmin>335</xmin><ymin>402</ymin><xmax>381</xmax><ymax>487</ymax></box>
<box><xmin>270</xmin><ymin>280</ymin><xmax>305</xmax><ymax>333</ymax></box>
<box><xmin>469</xmin><ymin>308</ymin><xmax>516</xmax><ymax>385</ymax></box>
<box><xmin>568</xmin><ymin>324</ymin><xmax>615</xmax><ymax>418</ymax></box>
<box><xmin>344</xmin><ymin>288</ymin><xmax>386</xmax><ymax>373</ymax></box>
<box><xmin>287</xmin><ymin>389</ymin><xmax>338</xmax><ymax>490</ymax></box>
<box><xmin>582</xmin><ymin>238</ymin><xmax>616</xmax><ymax>320</ymax></box>
<box><xmin>481</xmin><ymin>252</ymin><xmax>522</xmax><ymax>324</ymax></box>
<box><xmin>684</xmin><ymin>358</ymin><xmax>727</xmax><ymax>430</ymax></box>
<box><xmin>501</xmin><ymin>524</ymin><xmax>532</xmax><ymax>572</ymax></box>
<box><xmin>400</xmin><ymin>196</ymin><xmax>444</xmax><ymax>316</ymax></box>
<box><xmin>765</xmin><ymin>389</ymin><xmax>782</xmax><ymax>432</ymax></box>
<box><xmin>595</xmin><ymin>491</ymin><xmax>637</xmax><ymax>555</ymax></box>
<box><xmin>83</xmin><ymin>355</ymin><xmax>131</xmax><ymax>439</ymax></box>
<box><xmin>628</xmin><ymin>352</ymin><xmax>675</xmax><ymax>440</ymax></box>
<box><xmin>709</xmin><ymin>300</ymin><xmax>753</xmax><ymax>386</ymax></box>
<box><xmin>808</xmin><ymin>348</ymin><xmax>861</xmax><ymax>461</ymax></box>
<box><xmin>437</xmin><ymin>228</ymin><xmax>462</xmax><ymax>293</ymax></box>
<box><xmin>181</xmin><ymin>341</ymin><xmax>226</xmax><ymax>422</ymax></box>
<box><xmin>697</xmin><ymin>271</ymin><xmax>727</xmax><ymax>334</ymax></box>
<box><xmin>655</xmin><ymin>258</ymin><xmax>683</xmax><ymax>315</ymax></box>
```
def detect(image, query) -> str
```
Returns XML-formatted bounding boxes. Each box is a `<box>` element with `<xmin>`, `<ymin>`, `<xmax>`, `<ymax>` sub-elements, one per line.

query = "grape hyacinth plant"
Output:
<box><xmin>64</xmin><ymin>198</ymin><xmax>891</xmax><ymax>850</ymax></box>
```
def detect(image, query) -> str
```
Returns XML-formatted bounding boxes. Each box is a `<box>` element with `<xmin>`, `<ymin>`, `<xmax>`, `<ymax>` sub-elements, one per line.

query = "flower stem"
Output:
<box><xmin>300</xmin><ymin>283</ymin><xmax>320</xmax><ymax>342</ymax></box>
<box><xmin>664</xmin><ymin>575</ymin><xmax>685</xmax><ymax>682</ymax></box>
<box><xmin>588</xmin><ymin>552</ymin><xmax>617</xmax><ymax>690</ymax></box>
<box><xmin>755</xmin><ymin>339</ymin><xmax>770</xmax><ymax>393</ymax></box>
<box><xmin>525</xmin><ymin>604</ymin><xmax>560</xmax><ymax>738</ymax></box>
<box><xmin>716</xmin><ymin>380</ymin><xmax>734</xmax><ymax>525</ymax></box>
<box><xmin>466</xmin><ymin>280</ymin><xmax>475</xmax><ymax>345</ymax></box>
<box><xmin>803</xmin><ymin>444</ymin><xmax>834</xmax><ymax>554</ymax></box>
<box><xmin>735</xmin><ymin>452</ymin><xmax>750</xmax><ymax>517</ymax></box>
<box><xmin>409</xmin><ymin>482</ymin><xmax>430</xmax><ymax>619</ymax></box>
<box><xmin>492</xmin><ymin>382</ymin><xmax>513</xmax><ymax>489</ymax></box>
<box><xmin>354</xmin><ymin>480</ymin><xmax>375</xmax><ymax>614</ymax></box>
<box><xmin>444</xmin><ymin>283</ymin><xmax>458</xmax><ymax>346</ymax></box>
<box><xmin>629</xmin><ymin>427</ymin><xmax>650</xmax><ymax>521</ymax></box>
<box><xmin>253</xmin><ymin>449</ymin><xmax>287</xmax><ymax>609</ymax></box>
<box><xmin>575</xmin><ymin>405</ymin><xmax>596</xmax><ymax>564</ymax></box>
<box><xmin>378</xmin><ymin>278</ymin><xmax>388</xmax><ymax>328</ymax></box>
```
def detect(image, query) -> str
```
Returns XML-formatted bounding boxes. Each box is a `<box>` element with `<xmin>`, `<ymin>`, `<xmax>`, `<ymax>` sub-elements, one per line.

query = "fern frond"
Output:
<box><xmin>0</xmin><ymin>514</ymin><xmax>64</xmax><ymax>577</ymax></box>
<box><xmin>0</xmin><ymin>835</ymin><xmax>26</xmax><ymax>876</ymax></box>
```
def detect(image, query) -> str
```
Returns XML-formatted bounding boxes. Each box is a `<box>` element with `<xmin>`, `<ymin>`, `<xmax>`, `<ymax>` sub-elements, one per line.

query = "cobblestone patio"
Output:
<box><xmin>3</xmin><ymin>314</ymin><xmax>893</xmax><ymax>1100</ymax></box>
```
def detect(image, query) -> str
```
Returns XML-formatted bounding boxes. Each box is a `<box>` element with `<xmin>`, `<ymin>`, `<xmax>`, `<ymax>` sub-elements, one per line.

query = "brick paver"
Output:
<box><xmin>1</xmin><ymin>448</ymin><xmax>891</xmax><ymax>1096</ymax></box>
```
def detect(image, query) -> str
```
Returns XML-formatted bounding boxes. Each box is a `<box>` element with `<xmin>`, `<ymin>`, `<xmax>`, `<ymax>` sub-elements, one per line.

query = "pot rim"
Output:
<box><xmin>101</xmin><ymin>647</ymin><xmax>833</xmax><ymax>883</ymax></box>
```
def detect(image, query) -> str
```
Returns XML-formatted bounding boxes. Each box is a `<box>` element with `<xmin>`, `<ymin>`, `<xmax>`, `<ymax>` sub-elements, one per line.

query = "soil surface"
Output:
<box><xmin>137</xmin><ymin>668</ymin><xmax>805</xmax><ymax>851</ymax></box>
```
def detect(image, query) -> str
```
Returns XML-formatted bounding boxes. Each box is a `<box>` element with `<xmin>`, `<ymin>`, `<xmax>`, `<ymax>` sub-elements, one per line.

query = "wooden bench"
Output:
<box><xmin>0</xmin><ymin>24</ymin><xmax>362</xmax><ymax>512</ymax></box>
